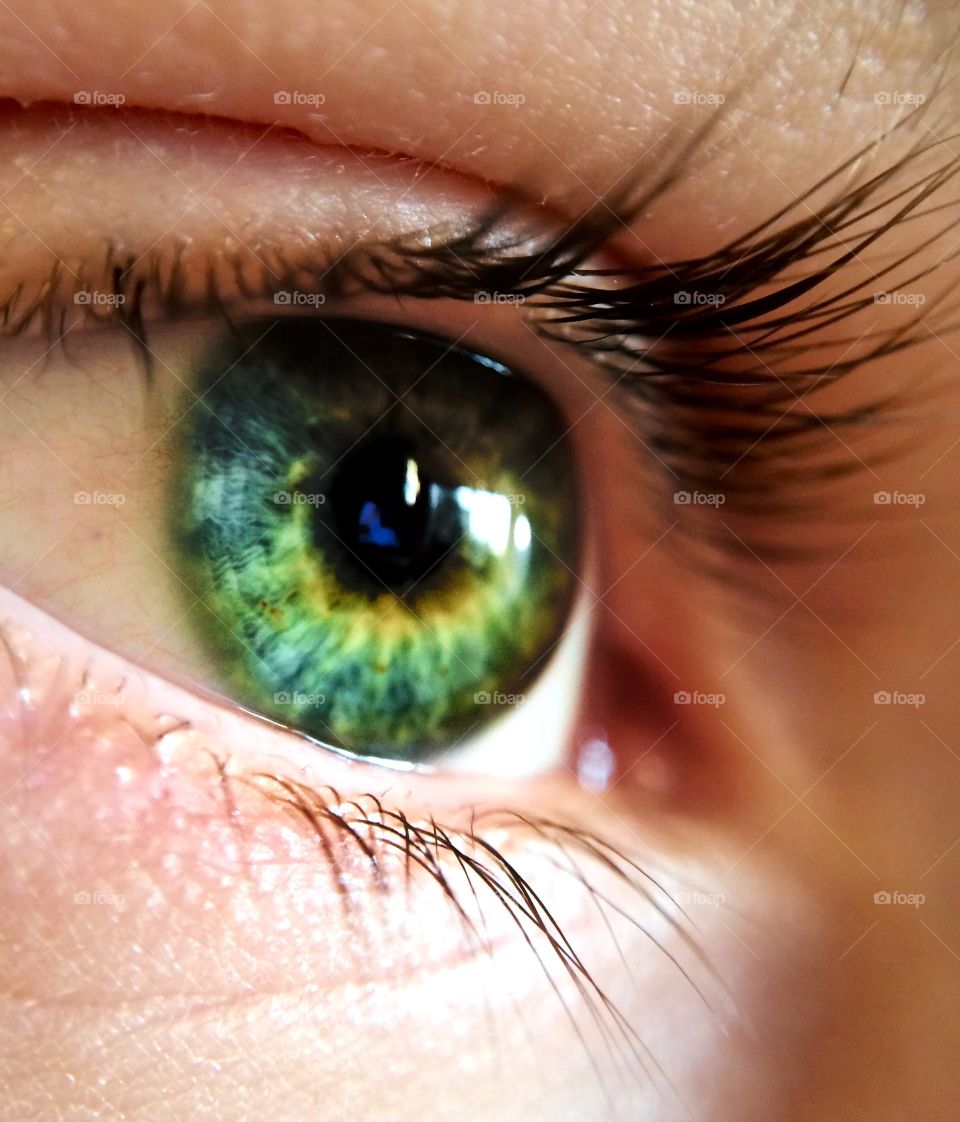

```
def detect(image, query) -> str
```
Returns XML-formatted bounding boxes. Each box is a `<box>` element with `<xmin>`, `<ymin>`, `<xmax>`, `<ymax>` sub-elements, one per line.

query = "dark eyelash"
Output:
<box><xmin>3</xmin><ymin>102</ymin><xmax>955</xmax><ymax>574</ymax></box>
<box><xmin>241</xmin><ymin>770</ymin><xmax>727</xmax><ymax>1101</ymax></box>
<box><xmin>348</xmin><ymin>118</ymin><xmax>960</xmax><ymax>550</ymax></box>
<box><xmin>1</xmin><ymin>624</ymin><xmax>731</xmax><ymax>1098</ymax></box>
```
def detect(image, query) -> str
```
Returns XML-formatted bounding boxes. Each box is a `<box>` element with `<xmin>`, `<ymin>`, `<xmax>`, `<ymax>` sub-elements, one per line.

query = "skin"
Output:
<box><xmin>0</xmin><ymin>1</ymin><xmax>959</xmax><ymax>1119</ymax></box>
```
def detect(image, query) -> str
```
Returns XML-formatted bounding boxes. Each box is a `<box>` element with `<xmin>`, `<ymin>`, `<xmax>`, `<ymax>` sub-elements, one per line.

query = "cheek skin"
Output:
<box><xmin>0</xmin><ymin>587</ymin><xmax>831</xmax><ymax>1122</ymax></box>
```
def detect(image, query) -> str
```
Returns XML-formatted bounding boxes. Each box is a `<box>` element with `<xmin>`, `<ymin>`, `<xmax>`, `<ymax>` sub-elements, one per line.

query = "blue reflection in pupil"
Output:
<box><xmin>327</xmin><ymin>435</ymin><xmax>463</xmax><ymax>587</ymax></box>
<box><xmin>358</xmin><ymin>502</ymin><xmax>399</xmax><ymax>548</ymax></box>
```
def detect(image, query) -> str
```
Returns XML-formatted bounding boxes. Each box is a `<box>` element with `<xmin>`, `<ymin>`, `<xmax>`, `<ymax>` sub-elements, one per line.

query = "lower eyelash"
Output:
<box><xmin>0</xmin><ymin>611</ymin><xmax>728</xmax><ymax>1098</ymax></box>
<box><xmin>235</xmin><ymin>771</ymin><xmax>727</xmax><ymax>1099</ymax></box>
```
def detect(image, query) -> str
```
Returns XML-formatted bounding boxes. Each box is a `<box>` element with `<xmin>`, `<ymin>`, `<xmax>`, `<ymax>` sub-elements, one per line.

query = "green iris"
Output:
<box><xmin>172</xmin><ymin>318</ymin><xmax>579</xmax><ymax>763</ymax></box>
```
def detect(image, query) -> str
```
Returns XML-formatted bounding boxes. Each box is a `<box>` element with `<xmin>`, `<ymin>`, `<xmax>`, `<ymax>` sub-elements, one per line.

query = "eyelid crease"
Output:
<box><xmin>0</xmin><ymin>99</ymin><xmax>942</xmax><ymax>350</ymax></box>
<box><xmin>1</xmin><ymin>99</ymin><xmax>957</xmax><ymax>572</ymax></box>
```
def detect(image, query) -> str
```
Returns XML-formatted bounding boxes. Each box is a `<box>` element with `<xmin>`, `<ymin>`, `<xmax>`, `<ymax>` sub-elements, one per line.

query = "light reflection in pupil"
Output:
<box><xmin>327</xmin><ymin>435</ymin><xmax>518</xmax><ymax>588</ymax></box>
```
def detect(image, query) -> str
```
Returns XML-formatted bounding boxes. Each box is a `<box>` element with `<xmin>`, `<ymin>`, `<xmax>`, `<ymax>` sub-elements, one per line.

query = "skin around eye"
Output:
<box><xmin>0</xmin><ymin>184</ymin><xmax>802</xmax><ymax>1120</ymax></box>
<box><xmin>2</xmin><ymin>2</ymin><xmax>960</xmax><ymax>1122</ymax></box>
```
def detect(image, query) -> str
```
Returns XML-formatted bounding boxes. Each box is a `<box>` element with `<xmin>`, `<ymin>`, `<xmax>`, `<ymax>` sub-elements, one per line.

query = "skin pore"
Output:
<box><xmin>1</xmin><ymin>1</ymin><xmax>960</xmax><ymax>1120</ymax></box>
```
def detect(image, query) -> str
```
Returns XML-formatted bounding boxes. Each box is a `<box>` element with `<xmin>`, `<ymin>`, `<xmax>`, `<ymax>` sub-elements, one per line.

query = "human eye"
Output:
<box><xmin>0</xmin><ymin>124</ymin><xmax>601</xmax><ymax>780</ymax></box>
<box><xmin>3</xmin><ymin>5</ymin><xmax>960</xmax><ymax>1121</ymax></box>
<box><xmin>3</xmin><ymin>115</ymin><xmax>741</xmax><ymax>1115</ymax></box>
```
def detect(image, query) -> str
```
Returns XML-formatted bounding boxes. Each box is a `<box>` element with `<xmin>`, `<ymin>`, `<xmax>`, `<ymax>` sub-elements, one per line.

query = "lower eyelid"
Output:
<box><xmin>0</xmin><ymin>584</ymin><xmax>450</xmax><ymax>808</ymax></box>
<box><xmin>3</xmin><ymin>556</ymin><xmax>809</xmax><ymax>1119</ymax></box>
<box><xmin>0</xmin><ymin>587</ymin><xmax>519</xmax><ymax>926</ymax></box>
<box><xmin>0</xmin><ymin>586</ymin><xmax>716</xmax><ymax>1044</ymax></box>
<box><xmin>0</xmin><ymin>582</ymin><xmax>627</xmax><ymax>849</ymax></box>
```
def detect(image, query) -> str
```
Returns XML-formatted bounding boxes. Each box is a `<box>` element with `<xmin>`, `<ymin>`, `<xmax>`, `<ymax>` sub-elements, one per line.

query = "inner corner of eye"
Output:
<box><xmin>162</xmin><ymin>316</ymin><xmax>587</xmax><ymax>774</ymax></box>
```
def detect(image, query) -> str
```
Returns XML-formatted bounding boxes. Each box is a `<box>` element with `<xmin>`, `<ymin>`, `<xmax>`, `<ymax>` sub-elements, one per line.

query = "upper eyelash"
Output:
<box><xmin>8</xmin><ymin>102</ymin><xmax>954</xmax><ymax>357</ymax></box>
<box><xmin>360</xmin><ymin>124</ymin><xmax>960</xmax><ymax>520</ymax></box>
<box><xmin>1</xmin><ymin>104</ymin><xmax>956</xmax><ymax>569</ymax></box>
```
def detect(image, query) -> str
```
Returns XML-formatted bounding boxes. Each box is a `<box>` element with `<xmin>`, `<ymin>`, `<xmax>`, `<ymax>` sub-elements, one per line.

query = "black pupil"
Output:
<box><xmin>327</xmin><ymin>435</ymin><xmax>463</xmax><ymax>587</ymax></box>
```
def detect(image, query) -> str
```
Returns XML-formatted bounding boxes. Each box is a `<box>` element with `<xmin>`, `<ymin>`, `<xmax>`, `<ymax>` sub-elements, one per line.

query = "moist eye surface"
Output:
<box><xmin>173</xmin><ymin>317</ymin><xmax>581</xmax><ymax>763</ymax></box>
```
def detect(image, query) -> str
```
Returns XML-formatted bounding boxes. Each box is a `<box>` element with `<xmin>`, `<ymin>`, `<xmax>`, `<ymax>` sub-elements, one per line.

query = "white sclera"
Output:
<box><xmin>443</xmin><ymin>584</ymin><xmax>593</xmax><ymax>779</ymax></box>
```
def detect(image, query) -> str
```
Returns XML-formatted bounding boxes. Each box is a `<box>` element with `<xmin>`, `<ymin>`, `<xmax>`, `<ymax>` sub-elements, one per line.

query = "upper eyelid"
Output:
<box><xmin>0</xmin><ymin>96</ymin><xmax>949</xmax><ymax>326</ymax></box>
<box><xmin>0</xmin><ymin>94</ymin><xmax>723</xmax><ymax>330</ymax></box>
<box><xmin>0</xmin><ymin>101</ymin><xmax>952</xmax><ymax>335</ymax></box>
<box><xmin>1</xmin><ymin>102</ymin><xmax>957</xmax><ymax>524</ymax></box>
